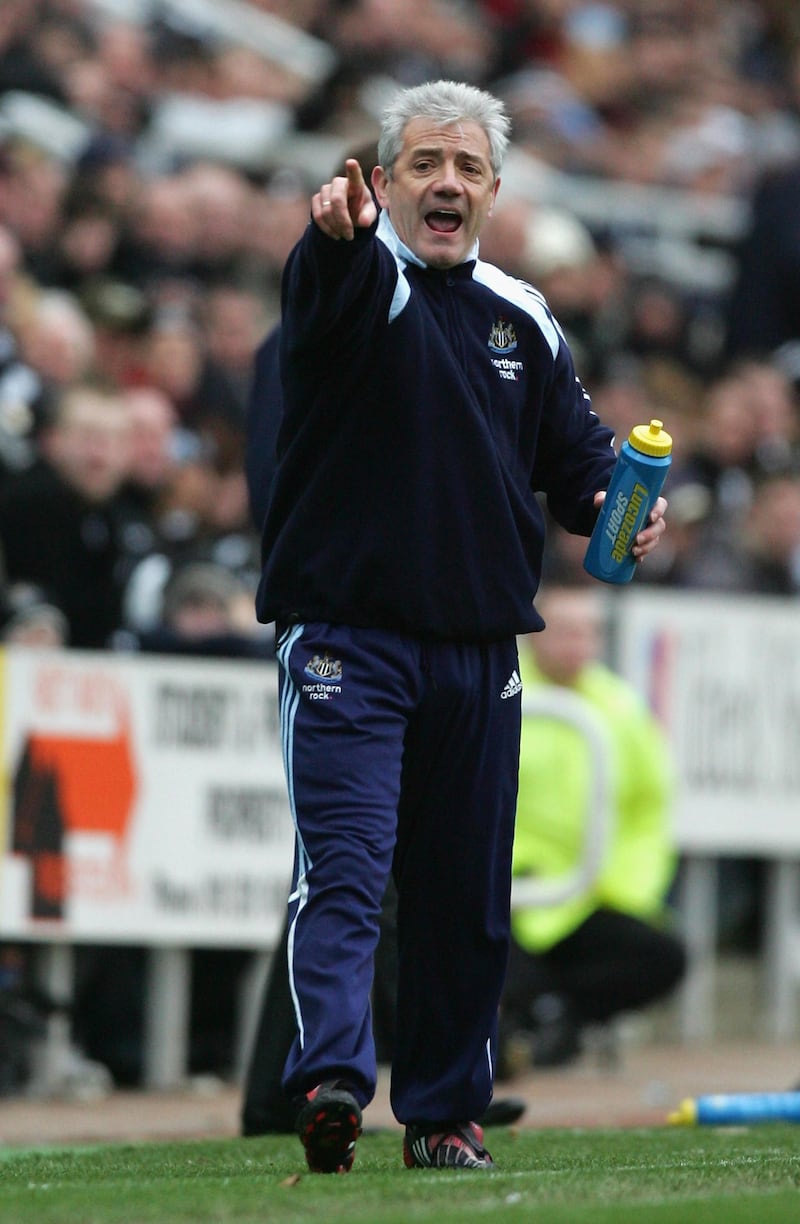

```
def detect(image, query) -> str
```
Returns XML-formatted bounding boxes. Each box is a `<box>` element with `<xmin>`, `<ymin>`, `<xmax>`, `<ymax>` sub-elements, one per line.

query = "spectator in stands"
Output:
<box><xmin>322</xmin><ymin>0</ymin><xmax>492</xmax><ymax>89</ymax></box>
<box><xmin>736</xmin><ymin>359</ymin><xmax>800</xmax><ymax>476</ymax></box>
<box><xmin>119</xmin><ymin>385</ymin><xmax>181</xmax><ymax>512</ymax></box>
<box><xmin>0</xmin><ymin>580</ymin><xmax>68</xmax><ymax>647</ymax></box>
<box><xmin>0</xmin><ymin>144</ymin><xmax>67</xmax><ymax>285</ymax></box>
<box><xmin>131</xmin><ymin>559</ymin><xmax>268</xmax><ymax>660</ymax></box>
<box><xmin>624</xmin><ymin>276</ymin><xmax>695</xmax><ymax>371</ymax></box>
<box><xmin>0</xmin><ymin>379</ymin><xmax>131</xmax><ymax>648</ymax></box>
<box><xmin>200</xmin><ymin>285</ymin><xmax>271</xmax><ymax>417</ymax></box>
<box><xmin>93</xmin><ymin>18</ymin><xmax>157</xmax><ymax>122</ymax></box>
<box><xmin>182</xmin><ymin>162</ymin><xmax>255</xmax><ymax>285</ymax></box>
<box><xmin>122</xmin><ymin>174</ymin><xmax>200</xmax><ymax>294</ymax></box>
<box><xmin>44</xmin><ymin>183</ymin><xmax>126</xmax><ymax>293</ymax></box>
<box><xmin>247</xmin><ymin>171</ymin><xmax>313</xmax><ymax>294</ymax></box>
<box><xmin>500</xmin><ymin>584</ymin><xmax>685</xmax><ymax>1073</ymax></box>
<box><xmin>70</xmin><ymin>131</ymin><xmax>139</xmax><ymax>220</ymax></box>
<box><xmin>0</xmin><ymin>0</ymin><xmax>71</xmax><ymax>104</ymax></box>
<box><xmin>668</xmin><ymin>471</ymin><xmax>800</xmax><ymax>596</ymax></box>
<box><xmin>114</xmin><ymin>383</ymin><xmax>205</xmax><ymax>632</ymax></box>
<box><xmin>115</xmin><ymin>377</ymin><xmax>265</xmax><ymax>635</ymax></box>
<box><xmin>14</xmin><ymin>287</ymin><xmax>96</xmax><ymax>389</ymax></box>
<box><xmin>141</xmin><ymin>307</ymin><xmax>243</xmax><ymax>442</ymax></box>
<box><xmin>668</xmin><ymin>366</ymin><xmax>767</xmax><ymax>533</ymax></box>
<box><xmin>667</xmin><ymin>361</ymin><xmax>800</xmax><ymax>570</ymax></box>
<box><xmin>137</xmin><ymin>307</ymin><xmax>252</xmax><ymax>544</ymax></box>
<box><xmin>80</xmin><ymin>277</ymin><xmax>151</xmax><ymax>388</ymax></box>
<box><xmin>0</xmin><ymin>222</ymin><xmax>52</xmax><ymax>477</ymax></box>
<box><xmin>61</xmin><ymin>20</ymin><xmax>148</xmax><ymax>142</ymax></box>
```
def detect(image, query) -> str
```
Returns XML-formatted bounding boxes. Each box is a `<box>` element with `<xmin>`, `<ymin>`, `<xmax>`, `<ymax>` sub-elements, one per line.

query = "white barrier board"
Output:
<box><xmin>0</xmin><ymin>649</ymin><xmax>293</xmax><ymax>945</ymax></box>
<box><xmin>616</xmin><ymin>589</ymin><xmax>800</xmax><ymax>855</ymax></box>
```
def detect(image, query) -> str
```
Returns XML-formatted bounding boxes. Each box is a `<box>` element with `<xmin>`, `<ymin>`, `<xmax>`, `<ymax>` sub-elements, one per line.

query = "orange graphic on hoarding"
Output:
<box><xmin>11</xmin><ymin>710</ymin><xmax>138</xmax><ymax>920</ymax></box>
<box><xmin>27</xmin><ymin>719</ymin><xmax>137</xmax><ymax>839</ymax></box>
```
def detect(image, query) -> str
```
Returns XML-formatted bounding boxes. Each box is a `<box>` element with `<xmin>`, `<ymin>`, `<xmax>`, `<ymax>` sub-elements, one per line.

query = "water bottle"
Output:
<box><xmin>583</xmin><ymin>419</ymin><xmax>672</xmax><ymax>584</ymax></box>
<box><xmin>668</xmin><ymin>1092</ymin><xmax>800</xmax><ymax>1126</ymax></box>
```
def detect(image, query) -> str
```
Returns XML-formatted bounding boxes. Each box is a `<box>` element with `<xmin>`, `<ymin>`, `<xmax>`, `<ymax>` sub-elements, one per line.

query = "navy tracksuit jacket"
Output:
<box><xmin>254</xmin><ymin>211</ymin><xmax>616</xmax><ymax>1123</ymax></box>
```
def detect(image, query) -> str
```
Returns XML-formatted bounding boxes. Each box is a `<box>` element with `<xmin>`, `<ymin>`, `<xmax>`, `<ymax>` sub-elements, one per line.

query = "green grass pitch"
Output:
<box><xmin>1</xmin><ymin>1125</ymin><xmax>799</xmax><ymax>1223</ymax></box>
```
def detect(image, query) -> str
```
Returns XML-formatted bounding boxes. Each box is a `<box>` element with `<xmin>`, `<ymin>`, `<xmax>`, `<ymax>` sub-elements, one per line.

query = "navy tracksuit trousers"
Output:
<box><xmin>276</xmin><ymin>622</ymin><xmax>521</xmax><ymax>1125</ymax></box>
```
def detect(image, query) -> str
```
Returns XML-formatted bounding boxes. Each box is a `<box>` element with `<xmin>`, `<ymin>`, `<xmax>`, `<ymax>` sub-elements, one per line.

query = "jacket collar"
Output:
<box><xmin>377</xmin><ymin>210</ymin><xmax>479</xmax><ymax>269</ymax></box>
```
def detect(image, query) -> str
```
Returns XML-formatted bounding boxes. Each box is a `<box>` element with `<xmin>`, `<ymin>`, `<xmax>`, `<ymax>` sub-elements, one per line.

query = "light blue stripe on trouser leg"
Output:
<box><xmin>277</xmin><ymin>623</ymin><xmax>407</xmax><ymax>1108</ymax></box>
<box><xmin>276</xmin><ymin>623</ymin><xmax>309</xmax><ymax>1048</ymax></box>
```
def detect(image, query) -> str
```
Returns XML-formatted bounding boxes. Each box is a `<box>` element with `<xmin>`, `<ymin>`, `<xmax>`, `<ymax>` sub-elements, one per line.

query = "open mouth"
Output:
<box><xmin>425</xmin><ymin>209</ymin><xmax>463</xmax><ymax>234</ymax></box>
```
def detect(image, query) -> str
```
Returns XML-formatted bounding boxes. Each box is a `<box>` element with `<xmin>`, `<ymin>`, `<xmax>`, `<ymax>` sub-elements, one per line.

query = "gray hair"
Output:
<box><xmin>378</xmin><ymin>80</ymin><xmax>511</xmax><ymax>179</ymax></box>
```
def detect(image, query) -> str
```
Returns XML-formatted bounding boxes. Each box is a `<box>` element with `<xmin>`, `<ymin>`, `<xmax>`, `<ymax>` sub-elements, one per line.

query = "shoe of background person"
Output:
<box><xmin>477</xmin><ymin>1096</ymin><xmax>527</xmax><ymax>1127</ymax></box>
<box><xmin>294</xmin><ymin>1082</ymin><xmax>363</xmax><ymax>1173</ymax></box>
<box><xmin>403</xmin><ymin>1120</ymin><xmax>494</xmax><ymax>1169</ymax></box>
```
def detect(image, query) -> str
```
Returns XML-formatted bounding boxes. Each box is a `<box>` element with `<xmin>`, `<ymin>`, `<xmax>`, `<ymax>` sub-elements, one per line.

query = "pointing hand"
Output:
<box><xmin>312</xmin><ymin>159</ymin><xmax>378</xmax><ymax>240</ymax></box>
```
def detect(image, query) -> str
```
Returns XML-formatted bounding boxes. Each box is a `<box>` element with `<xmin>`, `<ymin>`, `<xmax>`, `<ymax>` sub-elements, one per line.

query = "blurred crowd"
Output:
<box><xmin>1</xmin><ymin>0</ymin><xmax>800</xmax><ymax>1087</ymax></box>
<box><xmin>0</xmin><ymin>0</ymin><xmax>798</xmax><ymax>644</ymax></box>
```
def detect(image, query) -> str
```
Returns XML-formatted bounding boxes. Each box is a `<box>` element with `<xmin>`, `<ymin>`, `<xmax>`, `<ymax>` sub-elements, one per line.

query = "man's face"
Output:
<box><xmin>45</xmin><ymin>392</ymin><xmax>131</xmax><ymax>503</ymax></box>
<box><xmin>528</xmin><ymin>589</ymin><xmax>603</xmax><ymax>685</ymax></box>
<box><xmin>372</xmin><ymin>118</ymin><xmax>500</xmax><ymax>269</ymax></box>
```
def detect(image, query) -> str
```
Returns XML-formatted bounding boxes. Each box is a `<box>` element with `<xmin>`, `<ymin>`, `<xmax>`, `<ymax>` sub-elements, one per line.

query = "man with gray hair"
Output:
<box><xmin>254</xmin><ymin>79</ymin><xmax>667</xmax><ymax>1173</ymax></box>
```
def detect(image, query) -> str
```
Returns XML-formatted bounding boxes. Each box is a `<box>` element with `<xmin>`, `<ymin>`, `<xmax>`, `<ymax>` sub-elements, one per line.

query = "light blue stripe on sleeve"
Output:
<box><xmin>473</xmin><ymin>260</ymin><xmax>561</xmax><ymax>358</ymax></box>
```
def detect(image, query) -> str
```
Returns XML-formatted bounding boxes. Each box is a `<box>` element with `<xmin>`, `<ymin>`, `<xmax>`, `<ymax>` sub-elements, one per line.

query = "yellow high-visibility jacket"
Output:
<box><xmin>511</xmin><ymin>655</ymin><xmax>677</xmax><ymax>953</ymax></box>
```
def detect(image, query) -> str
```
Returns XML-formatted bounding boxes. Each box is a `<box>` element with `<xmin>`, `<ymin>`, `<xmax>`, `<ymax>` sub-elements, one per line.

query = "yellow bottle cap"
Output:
<box><xmin>667</xmin><ymin>1098</ymin><xmax>697</xmax><ymax>1126</ymax></box>
<box><xmin>629</xmin><ymin>419</ymin><xmax>672</xmax><ymax>457</ymax></box>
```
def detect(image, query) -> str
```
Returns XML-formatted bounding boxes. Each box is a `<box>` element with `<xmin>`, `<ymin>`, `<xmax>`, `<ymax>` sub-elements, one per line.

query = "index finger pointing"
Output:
<box><xmin>345</xmin><ymin>159</ymin><xmax>366</xmax><ymax>193</ymax></box>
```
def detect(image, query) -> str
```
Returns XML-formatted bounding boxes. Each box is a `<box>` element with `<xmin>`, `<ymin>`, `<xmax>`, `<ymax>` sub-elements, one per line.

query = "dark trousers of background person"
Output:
<box><xmin>500</xmin><ymin>907</ymin><xmax>687</xmax><ymax>1070</ymax></box>
<box><xmin>241</xmin><ymin>881</ymin><xmax>399</xmax><ymax>1136</ymax></box>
